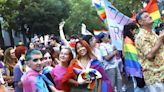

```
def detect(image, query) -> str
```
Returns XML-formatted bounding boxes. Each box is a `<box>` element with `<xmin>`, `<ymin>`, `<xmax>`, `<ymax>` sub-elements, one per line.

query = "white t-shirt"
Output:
<box><xmin>99</xmin><ymin>42</ymin><xmax>117</xmax><ymax>70</ymax></box>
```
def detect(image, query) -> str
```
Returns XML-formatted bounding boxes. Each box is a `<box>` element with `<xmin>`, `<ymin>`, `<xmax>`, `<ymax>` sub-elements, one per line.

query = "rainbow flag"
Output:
<box><xmin>93</xmin><ymin>29</ymin><xmax>108</xmax><ymax>36</ymax></box>
<box><xmin>124</xmin><ymin>36</ymin><xmax>143</xmax><ymax>78</ymax></box>
<box><xmin>93</xmin><ymin>0</ymin><xmax>107</xmax><ymax>24</ymax></box>
<box><xmin>144</xmin><ymin>0</ymin><xmax>162</xmax><ymax>28</ymax></box>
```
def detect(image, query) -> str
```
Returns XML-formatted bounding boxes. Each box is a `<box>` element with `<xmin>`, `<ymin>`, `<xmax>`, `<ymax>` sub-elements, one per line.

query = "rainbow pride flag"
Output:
<box><xmin>93</xmin><ymin>0</ymin><xmax>107</xmax><ymax>24</ymax></box>
<box><xmin>144</xmin><ymin>0</ymin><xmax>162</xmax><ymax>28</ymax></box>
<box><xmin>124</xmin><ymin>36</ymin><xmax>143</xmax><ymax>78</ymax></box>
<box><xmin>93</xmin><ymin>29</ymin><xmax>108</xmax><ymax>36</ymax></box>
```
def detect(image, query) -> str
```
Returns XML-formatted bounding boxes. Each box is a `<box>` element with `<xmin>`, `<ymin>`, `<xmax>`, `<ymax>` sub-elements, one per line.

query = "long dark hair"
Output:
<box><xmin>123</xmin><ymin>22</ymin><xmax>136</xmax><ymax>41</ymax></box>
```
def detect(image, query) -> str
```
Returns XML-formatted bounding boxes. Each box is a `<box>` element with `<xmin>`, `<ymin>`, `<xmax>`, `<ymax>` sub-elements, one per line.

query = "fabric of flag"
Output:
<box><xmin>62</xmin><ymin>59</ymin><xmax>113</xmax><ymax>92</ymax></box>
<box><xmin>93</xmin><ymin>0</ymin><xmax>107</xmax><ymax>24</ymax></box>
<box><xmin>42</xmin><ymin>66</ymin><xmax>53</xmax><ymax>74</ymax></box>
<box><xmin>144</xmin><ymin>0</ymin><xmax>162</xmax><ymax>28</ymax></box>
<box><xmin>102</xmin><ymin>0</ymin><xmax>133</xmax><ymax>50</ymax></box>
<box><xmin>81</xmin><ymin>23</ymin><xmax>93</xmax><ymax>35</ymax></box>
<box><xmin>93</xmin><ymin>29</ymin><xmax>108</xmax><ymax>36</ymax></box>
<box><xmin>124</xmin><ymin>36</ymin><xmax>143</xmax><ymax>78</ymax></box>
<box><xmin>76</xmin><ymin>68</ymin><xmax>102</xmax><ymax>89</ymax></box>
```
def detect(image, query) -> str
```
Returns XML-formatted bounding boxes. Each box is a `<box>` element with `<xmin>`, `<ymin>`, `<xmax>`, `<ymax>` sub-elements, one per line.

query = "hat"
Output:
<box><xmin>96</xmin><ymin>32</ymin><xmax>107</xmax><ymax>39</ymax></box>
<box><xmin>82</xmin><ymin>35</ymin><xmax>93</xmax><ymax>44</ymax></box>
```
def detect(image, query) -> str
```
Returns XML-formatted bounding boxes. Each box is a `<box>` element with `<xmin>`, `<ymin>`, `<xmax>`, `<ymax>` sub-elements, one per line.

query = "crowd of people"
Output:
<box><xmin>0</xmin><ymin>11</ymin><xmax>164</xmax><ymax>92</ymax></box>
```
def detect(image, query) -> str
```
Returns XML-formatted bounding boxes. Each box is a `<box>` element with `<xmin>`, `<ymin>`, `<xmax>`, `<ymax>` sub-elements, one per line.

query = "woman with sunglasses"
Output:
<box><xmin>50</xmin><ymin>46</ymin><xmax>73</xmax><ymax>92</ymax></box>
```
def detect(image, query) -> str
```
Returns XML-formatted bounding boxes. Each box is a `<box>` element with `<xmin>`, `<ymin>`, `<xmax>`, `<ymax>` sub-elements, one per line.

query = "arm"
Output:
<box><xmin>146</xmin><ymin>31</ymin><xmax>164</xmax><ymax>60</ymax></box>
<box><xmin>49</xmin><ymin>85</ymin><xmax>65</xmax><ymax>92</ymax></box>
<box><xmin>68</xmin><ymin>79</ymin><xmax>79</xmax><ymax>86</ymax></box>
<box><xmin>103</xmin><ymin>50</ymin><xmax>117</xmax><ymax>61</ymax></box>
<box><xmin>98</xmin><ymin>79</ymin><xmax>102</xmax><ymax>92</ymax></box>
<box><xmin>99</xmin><ymin>45</ymin><xmax>117</xmax><ymax>61</ymax></box>
<box><xmin>59</xmin><ymin>21</ymin><xmax>69</xmax><ymax>46</ymax></box>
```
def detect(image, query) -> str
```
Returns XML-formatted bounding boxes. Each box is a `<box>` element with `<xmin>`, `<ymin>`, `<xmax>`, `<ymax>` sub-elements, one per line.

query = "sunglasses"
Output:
<box><xmin>32</xmin><ymin>58</ymin><xmax>43</xmax><ymax>62</ymax></box>
<box><xmin>43</xmin><ymin>57</ymin><xmax>52</xmax><ymax>60</ymax></box>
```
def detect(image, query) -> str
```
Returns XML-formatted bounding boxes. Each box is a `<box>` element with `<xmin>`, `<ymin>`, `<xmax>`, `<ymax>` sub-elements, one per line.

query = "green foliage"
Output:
<box><xmin>65</xmin><ymin>0</ymin><xmax>143</xmax><ymax>37</ymax></box>
<box><xmin>0</xmin><ymin>0</ymin><xmax>21</xmax><ymax>29</ymax></box>
<box><xmin>12</xmin><ymin>0</ymin><xmax>69</xmax><ymax>35</ymax></box>
<box><xmin>0</xmin><ymin>0</ymin><xmax>143</xmax><ymax>37</ymax></box>
<box><xmin>110</xmin><ymin>0</ymin><xmax>143</xmax><ymax>17</ymax></box>
<box><xmin>65</xmin><ymin>0</ymin><xmax>105</xmax><ymax>37</ymax></box>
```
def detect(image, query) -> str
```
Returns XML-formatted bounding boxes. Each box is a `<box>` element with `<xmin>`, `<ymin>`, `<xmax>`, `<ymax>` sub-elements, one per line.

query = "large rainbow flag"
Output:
<box><xmin>144</xmin><ymin>0</ymin><xmax>162</xmax><ymax>29</ymax></box>
<box><xmin>124</xmin><ymin>36</ymin><xmax>143</xmax><ymax>78</ymax></box>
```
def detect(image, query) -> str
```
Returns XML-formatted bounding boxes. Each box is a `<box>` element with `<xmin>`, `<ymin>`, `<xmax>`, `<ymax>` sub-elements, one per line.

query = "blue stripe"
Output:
<box><xmin>36</xmin><ymin>75</ymin><xmax>49</xmax><ymax>92</ymax></box>
<box><xmin>124</xmin><ymin>59</ymin><xmax>141</xmax><ymax>69</ymax></box>
<box><xmin>102</xmin><ymin>80</ymin><xmax>107</xmax><ymax>92</ymax></box>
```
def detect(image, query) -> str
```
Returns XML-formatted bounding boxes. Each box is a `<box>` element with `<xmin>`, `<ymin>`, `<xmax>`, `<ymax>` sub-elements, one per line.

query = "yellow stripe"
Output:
<box><xmin>124</xmin><ymin>44</ymin><xmax>137</xmax><ymax>54</ymax></box>
<box><xmin>150</xmin><ymin>10</ymin><xmax>161</xmax><ymax>21</ymax></box>
<box><xmin>98</xmin><ymin>10</ymin><xmax>105</xmax><ymax>15</ymax></box>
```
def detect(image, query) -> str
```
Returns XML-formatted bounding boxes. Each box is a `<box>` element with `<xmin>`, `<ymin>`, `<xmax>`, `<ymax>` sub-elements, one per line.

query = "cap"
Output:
<box><xmin>96</xmin><ymin>32</ymin><xmax>107</xmax><ymax>39</ymax></box>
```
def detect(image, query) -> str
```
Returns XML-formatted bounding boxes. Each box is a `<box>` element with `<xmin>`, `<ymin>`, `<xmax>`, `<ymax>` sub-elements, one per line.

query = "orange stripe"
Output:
<box><xmin>93</xmin><ymin>30</ymin><xmax>107</xmax><ymax>32</ymax></box>
<box><xmin>124</xmin><ymin>37</ymin><xmax>134</xmax><ymax>45</ymax></box>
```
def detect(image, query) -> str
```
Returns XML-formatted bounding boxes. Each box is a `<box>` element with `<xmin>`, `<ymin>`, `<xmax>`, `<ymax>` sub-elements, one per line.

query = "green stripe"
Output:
<box><xmin>124</xmin><ymin>52</ymin><xmax>138</xmax><ymax>61</ymax></box>
<box><xmin>153</xmin><ymin>18</ymin><xmax>162</xmax><ymax>29</ymax></box>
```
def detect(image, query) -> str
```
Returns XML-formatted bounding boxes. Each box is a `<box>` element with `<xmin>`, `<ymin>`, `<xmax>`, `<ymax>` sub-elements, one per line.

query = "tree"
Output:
<box><xmin>64</xmin><ymin>0</ymin><xmax>143</xmax><ymax>38</ymax></box>
<box><xmin>110</xmin><ymin>0</ymin><xmax>143</xmax><ymax>17</ymax></box>
<box><xmin>13</xmin><ymin>0</ymin><xmax>69</xmax><ymax>37</ymax></box>
<box><xmin>64</xmin><ymin>0</ymin><xmax>105</xmax><ymax>38</ymax></box>
<box><xmin>0</xmin><ymin>0</ymin><xmax>21</xmax><ymax>46</ymax></box>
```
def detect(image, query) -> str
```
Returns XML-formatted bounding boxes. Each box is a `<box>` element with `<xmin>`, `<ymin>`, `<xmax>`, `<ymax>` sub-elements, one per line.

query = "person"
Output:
<box><xmin>0</xmin><ymin>48</ymin><xmax>8</xmax><ymax>92</ymax></box>
<box><xmin>98</xmin><ymin>32</ymin><xmax>122</xmax><ymax>92</ymax></box>
<box><xmin>13</xmin><ymin>45</ymin><xmax>28</xmax><ymax>92</ymax></box>
<box><xmin>62</xmin><ymin>40</ymin><xmax>113</xmax><ymax>92</ymax></box>
<box><xmin>0</xmin><ymin>70</ymin><xmax>6</xmax><ymax>92</ymax></box>
<box><xmin>135</xmin><ymin>11</ymin><xmax>164</xmax><ymax>92</ymax></box>
<box><xmin>123</xmin><ymin>23</ymin><xmax>145</xmax><ymax>92</ymax></box>
<box><xmin>21</xmin><ymin>49</ymin><xmax>62</xmax><ymax>92</ymax></box>
<box><xmin>59</xmin><ymin>20</ymin><xmax>78</xmax><ymax>57</ymax></box>
<box><xmin>51</xmin><ymin>47</ymin><xmax>73</xmax><ymax>92</ymax></box>
<box><xmin>4</xmin><ymin>47</ymin><xmax>17</xmax><ymax>87</ymax></box>
<box><xmin>0</xmin><ymin>48</ymin><xmax>7</xmax><ymax>77</ymax></box>
<box><xmin>41</xmin><ymin>49</ymin><xmax>56</xmax><ymax>92</ymax></box>
<box><xmin>82</xmin><ymin>35</ymin><xmax>102</xmax><ymax>61</ymax></box>
<box><xmin>155</xmin><ymin>22</ymin><xmax>164</xmax><ymax>35</ymax></box>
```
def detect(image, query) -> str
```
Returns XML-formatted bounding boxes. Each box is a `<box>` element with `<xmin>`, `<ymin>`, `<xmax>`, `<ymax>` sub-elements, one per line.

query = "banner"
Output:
<box><xmin>102</xmin><ymin>0</ymin><xmax>132</xmax><ymax>50</ymax></box>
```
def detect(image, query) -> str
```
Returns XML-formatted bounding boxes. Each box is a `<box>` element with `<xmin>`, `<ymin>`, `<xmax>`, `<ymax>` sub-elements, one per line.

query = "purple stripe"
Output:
<box><xmin>125</xmin><ymin>67</ymin><xmax>143</xmax><ymax>78</ymax></box>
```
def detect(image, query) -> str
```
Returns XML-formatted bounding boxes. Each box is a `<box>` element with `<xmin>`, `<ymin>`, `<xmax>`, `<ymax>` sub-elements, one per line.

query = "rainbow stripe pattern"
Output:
<box><xmin>124</xmin><ymin>36</ymin><xmax>143</xmax><ymax>78</ymax></box>
<box><xmin>93</xmin><ymin>0</ymin><xmax>107</xmax><ymax>24</ymax></box>
<box><xmin>144</xmin><ymin>0</ymin><xmax>162</xmax><ymax>28</ymax></box>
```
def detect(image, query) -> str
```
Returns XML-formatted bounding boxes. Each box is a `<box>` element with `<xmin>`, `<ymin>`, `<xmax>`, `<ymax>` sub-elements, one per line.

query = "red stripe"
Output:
<box><xmin>93</xmin><ymin>30</ymin><xmax>107</xmax><ymax>32</ymax></box>
<box><xmin>144</xmin><ymin>0</ymin><xmax>159</xmax><ymax>13</ymax></box>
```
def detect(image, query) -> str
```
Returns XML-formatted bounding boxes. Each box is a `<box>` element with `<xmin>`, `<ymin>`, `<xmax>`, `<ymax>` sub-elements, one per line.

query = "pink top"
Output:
<box><xmin>50</xmin><ymin>65</ymin><xmax>67</xmax><ymax>90</ymax></box>
<box><xmin>21</xmin><ymin>69</ymin><xmax>49</xmax><ymax>92</ymax></box>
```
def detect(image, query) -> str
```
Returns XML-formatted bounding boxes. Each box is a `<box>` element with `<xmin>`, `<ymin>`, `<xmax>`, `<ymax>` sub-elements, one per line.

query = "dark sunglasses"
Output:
<box><xmin>43</xmin><ymin>57</ymin><xmax>52</xmax><ymax>60</ymax></box>
<box><xmin>32</xmin><ymin>58</ymin><xmax>43</xmax><ymax>62</ymax></box>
